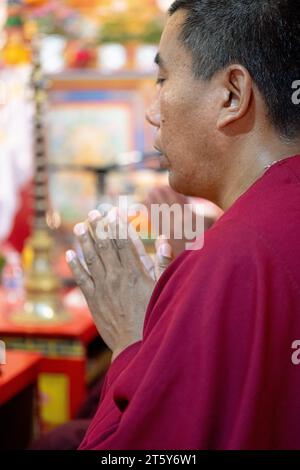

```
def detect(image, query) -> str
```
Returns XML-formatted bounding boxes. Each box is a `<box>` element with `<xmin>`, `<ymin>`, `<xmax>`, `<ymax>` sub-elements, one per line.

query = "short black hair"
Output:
<box><xmin>169</xmin><ymin>0</ymin><xmax>300</xmax><ymax>140</ymax></box>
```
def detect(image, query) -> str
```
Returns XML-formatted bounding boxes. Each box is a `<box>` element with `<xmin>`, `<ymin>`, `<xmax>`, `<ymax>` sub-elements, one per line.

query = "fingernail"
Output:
<box><xmin>107</xmin><ymin>208</ymin><xmax>118</xmax><ymax>224</ymax></box>
<box><xmin>155</xmin><ymin>234</ymin><xmax>168</xmax><ymax>249</ymax></box>
<box><xmin>74</xmin><ymin>223</ymin><xmax>87</xmax><ymax>237</ymax></box>
<box><xmin>158</xmin><ymin>243</ymin><xmax>172</xmax><ymax>258</ymax></box>
<box><xmin>88</xmin><ymin>210</ymin><xmax>101</xmax><ymax>222</ymax></box>
<box><xmin>158</xmin><ymin>234</ymin><xmax>168</xmax><ymax>240</ymax></box>
<box><xmin>97</xmin><ymin>206</ymin><xmax>109</xmax><ymax>217</ymax></box>
<box><xmin>66</xmin><ymin>250</ymin><xmax>76</xmax><ymax>263</ymax></box>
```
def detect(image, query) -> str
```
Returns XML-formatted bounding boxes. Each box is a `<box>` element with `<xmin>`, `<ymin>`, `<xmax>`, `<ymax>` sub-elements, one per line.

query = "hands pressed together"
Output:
<box><xmin>66</xmin><ymin>208</ymin><xmax>172</xmax><ymax>362</ymax></box>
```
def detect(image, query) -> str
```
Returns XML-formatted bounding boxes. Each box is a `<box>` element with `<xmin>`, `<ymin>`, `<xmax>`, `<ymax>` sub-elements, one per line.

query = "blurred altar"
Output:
<box><xmin>0</xmin><ymin>0</ymin><xmax>173</xmax><ymax>245</ymax></box>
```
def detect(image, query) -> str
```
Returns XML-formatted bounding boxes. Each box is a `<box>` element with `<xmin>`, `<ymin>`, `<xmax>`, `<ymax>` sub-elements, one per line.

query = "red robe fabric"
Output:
<box><xmin>79</xmin><ymin>154</ymin><xmax>300</xmax><ymax>450</ymax></box>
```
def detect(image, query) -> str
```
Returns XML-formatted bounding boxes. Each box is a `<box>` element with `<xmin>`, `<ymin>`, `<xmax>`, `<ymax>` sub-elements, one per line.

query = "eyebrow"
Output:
<box><xmin>154</xmin><ymin>53</ymin><xmax>166</xmax><ymax>69</ymax></box>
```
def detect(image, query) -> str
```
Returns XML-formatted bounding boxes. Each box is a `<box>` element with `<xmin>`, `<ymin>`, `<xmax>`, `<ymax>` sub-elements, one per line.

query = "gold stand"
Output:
<box><xmin>11</xmin><ymin>41</ymin><xmax>70</xmax><ymax>326</ymax></box>
<box><xmin>12</xmin><ymin>230</ymin><xmax>69</xmax><ymax>325</ymax></box>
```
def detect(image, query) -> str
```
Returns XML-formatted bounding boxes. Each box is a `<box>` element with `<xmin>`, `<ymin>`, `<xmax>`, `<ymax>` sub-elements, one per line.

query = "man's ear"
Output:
<box><xmin>216</xmin><ymin>65</ymin><xmax>253</xmax><ymax>130</ymax></box>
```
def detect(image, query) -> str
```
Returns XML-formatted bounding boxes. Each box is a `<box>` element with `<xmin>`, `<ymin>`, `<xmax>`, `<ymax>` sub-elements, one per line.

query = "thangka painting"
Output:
<box><xmin>47</xmin><ymin>82</ymin><xmax>150</xmax><ymax>224</ymax></box>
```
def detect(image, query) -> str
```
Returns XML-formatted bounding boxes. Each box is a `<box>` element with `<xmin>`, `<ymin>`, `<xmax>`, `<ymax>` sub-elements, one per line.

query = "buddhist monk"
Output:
<box><xmin>66</xmin><ymin>0</ymin><xmax>300</xmax><ymax>449</ymax></box>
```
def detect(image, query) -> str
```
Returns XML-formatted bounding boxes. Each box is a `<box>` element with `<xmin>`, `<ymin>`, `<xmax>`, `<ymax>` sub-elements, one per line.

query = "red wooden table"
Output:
<box><xmin>0</xmin><ymin>290</ymin><xmax>103</xmax><ymax>430</ymax></box>
<box><xmin>0</xmin><ymin>351</ymin><xmax>42</xmax><ymax>449</ymax></box>
<box><xmin>0</xmin><ymin>350</ymin><xmax>41</xmax><ymax>405</ymax></box>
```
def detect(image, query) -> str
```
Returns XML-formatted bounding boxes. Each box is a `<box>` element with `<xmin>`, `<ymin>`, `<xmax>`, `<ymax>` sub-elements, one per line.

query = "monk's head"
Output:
<box><xmin>146</xmin><ymin>0</ymin><xmax>300</xmax><ymax>208</ymax></box>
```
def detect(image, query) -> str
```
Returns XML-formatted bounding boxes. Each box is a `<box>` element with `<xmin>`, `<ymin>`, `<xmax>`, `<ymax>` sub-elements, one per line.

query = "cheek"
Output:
<box><xmin>159</xmin><ymin>94</ymin><xmax>187</xmax><ymax>148</ymax></box>
<box><xmin>160</xmin><ymin>88</ymin><xmax>202</xmax><ymax>140</ymax></box>
<box><xmin>158</xmin><ymin>89</ymin><xmax>211</xmax><ymax>185</ymax></box>
<box><xmin>160</xmin><ymin>107</ymin><xmax>202</xmax><ymax>164</ymax></box>
<box><xmin>160</xmin><ymin>88</ymin><xmax>185</xmax><ymax>121</ymax></box>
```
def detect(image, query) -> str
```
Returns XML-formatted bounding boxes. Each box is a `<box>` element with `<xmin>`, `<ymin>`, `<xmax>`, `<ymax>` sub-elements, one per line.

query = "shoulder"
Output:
<box><xmin>182</xmin><ymin>218</ymin><xmax>272</xmax><ymax>276</ymax></box>
<box><xmin>149</xmin><ymin>218</ymin><xmax>272</xmax><ymax>314</ymax></box>
<box><xmin>144</xmin><ymin>219</ymin><xmax>270</xmax><ymax>339</ymax></box>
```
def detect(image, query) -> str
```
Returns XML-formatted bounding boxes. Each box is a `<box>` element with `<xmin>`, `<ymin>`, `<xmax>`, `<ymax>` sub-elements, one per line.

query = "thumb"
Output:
<box><xmin>155</xmin><ymin>237</ymin><xmax>173</xmax><ymax>280</ymax></box>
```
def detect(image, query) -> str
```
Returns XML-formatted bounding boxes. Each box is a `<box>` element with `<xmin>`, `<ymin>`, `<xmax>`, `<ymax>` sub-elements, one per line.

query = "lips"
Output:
<box><xmin>159</xmin><ymin>154</ymin><xmax>170</xmax><ymax>169</ymax></box>
<box><xmin>154</xmin><ymin>144</ymin><xmax>170</xmax><ymax>169</ymax></box>
<box><xmin>154</xmin><ymin>144</ymin><xmax>163</xmax><ymax>155</ymax></box>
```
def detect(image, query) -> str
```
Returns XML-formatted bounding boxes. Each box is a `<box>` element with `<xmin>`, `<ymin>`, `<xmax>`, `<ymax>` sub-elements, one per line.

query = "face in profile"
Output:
<box><xmin>146</xmin><ymin>10</ymin><xmax>222</xmax><ymax>200</ymax></box>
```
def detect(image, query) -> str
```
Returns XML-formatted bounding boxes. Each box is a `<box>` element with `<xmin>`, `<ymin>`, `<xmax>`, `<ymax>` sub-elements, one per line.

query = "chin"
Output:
<box><xmin>169</xmin><ymin>172</ymin><xmax>214</xmax><ymax>200</ymax></box>
<box><xmin>168</xmin><ymin>172</ymin><xmax>193</xmax><ymax>197</ymax></box>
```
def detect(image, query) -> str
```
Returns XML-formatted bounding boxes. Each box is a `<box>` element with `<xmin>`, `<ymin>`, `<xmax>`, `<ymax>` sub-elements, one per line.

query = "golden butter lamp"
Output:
<box><xmin>12</xmin><ymin>42</ymin><xmax>69</xmax><ymax>325</ymax></box>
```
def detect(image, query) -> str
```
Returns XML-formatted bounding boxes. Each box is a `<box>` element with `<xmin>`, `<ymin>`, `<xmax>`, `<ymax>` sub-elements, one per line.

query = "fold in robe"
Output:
<box><xmin>80</xmin><ymin>155</ymin><xmax>300</xmax><ymax>450</ymax></box>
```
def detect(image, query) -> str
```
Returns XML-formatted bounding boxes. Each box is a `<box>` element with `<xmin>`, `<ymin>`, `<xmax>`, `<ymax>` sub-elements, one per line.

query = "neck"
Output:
<box><xmin>217</xmin><ymin>135</ymin><xmax>300</xmax><ymax>211</ymax></box>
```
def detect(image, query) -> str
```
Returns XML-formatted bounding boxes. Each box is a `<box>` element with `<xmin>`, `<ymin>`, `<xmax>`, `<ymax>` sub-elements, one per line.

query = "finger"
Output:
<box><xmin>88</xmin><ymin>209</ymin><xmax>121</xmax><ymax>269</ymax></box>
<box><xmin>74</xmin><ymin>222</ymin><xmax>106</xmax><ymax>279</ymax></box>
<box><xmin>128</xmin><ymin>225</ymin><xmax>155</xmax><ymax>277</ymax></box>
<box><xmin>94</xmin><ymin>208</ymin><xmax>155</xmax><ymax>278</ymax></box>
<box><xmin>155</xmin><ymin>238</ymin><xmax>173</xmax><ymax>280</ymax></box>
<box><xmin>155</xmin><ymin>234</ymin><xmax>170</xmax><ymax>251</ymax></box>
<box><xmin>66</xmin><ymin>250</ymin><xmax>95</xmax><ymax>297</ymax></box>
<box><xmin>112</xmin><ymin>214</ymin><xmax>146</xmax><ymax>273</ymax></box>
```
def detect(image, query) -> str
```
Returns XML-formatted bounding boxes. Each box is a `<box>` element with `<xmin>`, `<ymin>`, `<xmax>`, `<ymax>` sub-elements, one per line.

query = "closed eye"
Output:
<box><xmin>156</xmin><ymin>78</ymin><xmax>166</xmax><ymax>86</ymax></box>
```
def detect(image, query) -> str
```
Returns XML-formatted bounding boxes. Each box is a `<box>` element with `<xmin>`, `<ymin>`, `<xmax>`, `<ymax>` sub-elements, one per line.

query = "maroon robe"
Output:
<box><xmin>80</xmin><ymin>154</ymin><xmax>300</xmax><ymax>450</ymax></box>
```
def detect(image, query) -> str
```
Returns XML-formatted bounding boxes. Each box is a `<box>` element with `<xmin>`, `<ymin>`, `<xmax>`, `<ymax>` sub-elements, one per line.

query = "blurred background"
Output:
<box><xmin>0</xmin><ymin>0</ymin><xmax>174</xmax><ymax>249</ymax></box>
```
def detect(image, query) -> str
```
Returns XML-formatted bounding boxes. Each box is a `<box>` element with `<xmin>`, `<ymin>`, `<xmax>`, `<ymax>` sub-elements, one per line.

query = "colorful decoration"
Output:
<box><xmin>1</xmin><ymin>0</ymin><xmax>31</xmax><ymax>66</ymax></box>
<box><xmin>1</xmin><ymin>32</ymin><xmax>31</xmax><ymax>65</ymax></box>
<box><xmin>7</xmin><ymin>1</ymin><xmax>164</xmax><ymax>43</ymax></box>
<box><xmin>23</xmin><ymin>0</ymin><xmax>48</xmax><ymax>5</ymax></box>
<box><xmin>97</xmin><ymin>0</ymin><xmax>163</xmax><ymax>44</ymax></box>
<box><xmin>1</xmin><ymin>0</ymin><xmax>164</xmax><ymax>70</ymax></box>
<box><xmin>64</xmin><ymin>39</ymin><xmax>96</xmax><ymax>68</ymax></box>
<box><xmin>0</xmin><ymin>252</ymin><xmax>5</xmax><ymax>278</ymax></box>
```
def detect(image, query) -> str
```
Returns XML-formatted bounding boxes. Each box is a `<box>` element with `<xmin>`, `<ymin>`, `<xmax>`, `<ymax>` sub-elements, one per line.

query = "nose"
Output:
<box><xmin>146</xmin><ymin>98</ymin><xmax>161</xmax><ymax>128</ymax></box>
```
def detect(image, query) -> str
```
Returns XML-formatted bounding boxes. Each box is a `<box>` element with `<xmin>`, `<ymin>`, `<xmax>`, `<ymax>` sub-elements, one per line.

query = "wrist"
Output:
<box><xmin>112</xmin><ymin>338</ymin><xmax>141</xmax><ymax>363</ymax></box>
<box><xmin>111</xmin><ymin>347</ymin><xmax>126</xmax><ymax>363</ymax></box>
